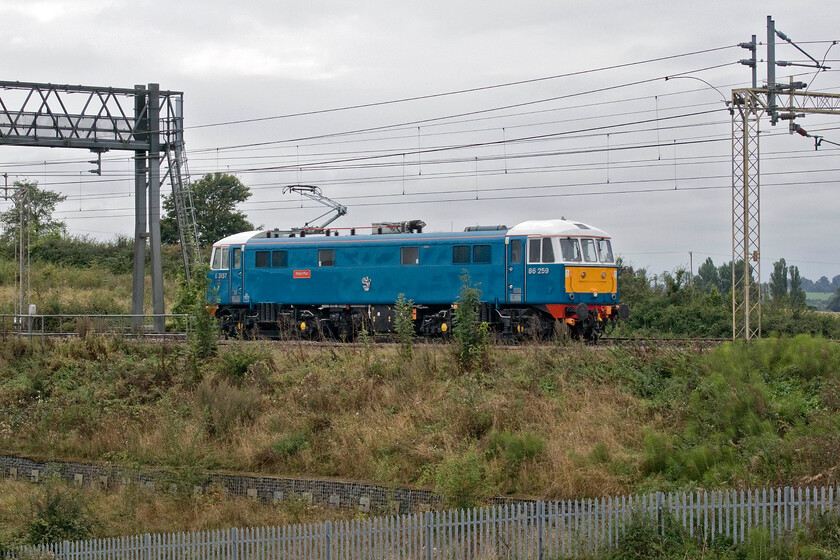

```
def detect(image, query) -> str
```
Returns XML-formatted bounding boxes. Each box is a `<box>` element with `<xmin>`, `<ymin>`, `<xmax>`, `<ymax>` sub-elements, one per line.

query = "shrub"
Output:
<box><xmin>172</xmin><ymin>264</ymin><xmax>218</xmax><ymax>360</ymax></box>
<box><xmin>23</xmin><ymin>476</ymin><xmax>99</xmax><ymax>545</ymax></box>
<box><xmin>424</xmin><ymin>450</ymin><xmax>487</xmax><ymax>509</ymax></box>
<box><xmin>394</xmin><ymin>293</ymin><xmax>415</xmax><ymax>361</ymax></box>
<box><xmin>216</xmin><ymin>343</ymin><xmax>275</xmax><ymax>385</ymax></box>
<box><xmin>272</xmin><ymin>430</ymin><xmax>309</xmax><ymax>457</ymax></box>
<box><xmin>487</xmin><ymin>430</ymin><xmax>545</xmax><ymax>473</ymax></box>
<box><xmin>452</xmin><ymin>272</ymin><xmax>491</xmax><ymax>374</ymax></box>
<box><xmin>643</xmin><ymin>336</ymin><xmax>840</xmax><ymax>486</ymax></box>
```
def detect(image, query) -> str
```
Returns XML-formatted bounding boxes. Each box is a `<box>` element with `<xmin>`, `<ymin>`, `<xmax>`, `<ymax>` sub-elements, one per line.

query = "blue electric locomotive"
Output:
<box><xmin>206</xmin><ymin>218</ymin><xmax>628</xmax><ymax>340</ymax></box>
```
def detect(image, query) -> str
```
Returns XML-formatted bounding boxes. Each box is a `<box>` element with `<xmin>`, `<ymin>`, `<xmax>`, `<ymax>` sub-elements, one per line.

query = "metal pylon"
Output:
<box><xmin>731</xmin><ymin>91</ymin><xmax>763</xmax><ymax>340</ymax></box>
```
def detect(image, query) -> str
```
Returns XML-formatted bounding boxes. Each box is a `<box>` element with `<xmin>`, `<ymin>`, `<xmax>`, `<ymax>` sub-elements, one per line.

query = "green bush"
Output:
<box><xmin>452</xmin><ymin>272</ymin><xmax>491</xmax><ymax>374</ymax></box>
<box><xmin>424</xmin><ymin>451</ymin><xmax>487</xmax><ymax>509</ymax></box>
<box><xmin>171</xmin><ymin>264</ymin><xmax>218</xmax><ymax>360</ymax></box>
<box><xmin>23</xmin><ymin>476</ymin><xmax>99</xmax><ymax>545</ymax></box>
<box><xmin>487</xmin><ymin>430</ymin><xmax>545</xmax><ymax>473</ymax></box>
<box><xmin>394</xmin><ymin>293</ymin><xmax>415</xmax><ymax>360</ymax></box>
<box><xmin>643</xmin><ymin>336</ymin><xmax>840</xmax><ymax>486</ymax></box>
<box><xmin>216</xmin><ymin>343</ymin><xmax>274</xmax><ymax>385</ymax></box>
<box><xmin>272</xmin><ymin>430</ymin><xmax>309</xmax><ymax>457</ymax></box>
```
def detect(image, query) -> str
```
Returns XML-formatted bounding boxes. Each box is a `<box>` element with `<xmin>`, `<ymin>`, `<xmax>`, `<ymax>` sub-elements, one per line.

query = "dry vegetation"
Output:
<box><xmin>0</xmin><ymin>338</ymin><xmax>685</xmax><ymax>501</ymax></box>
<box><xmin>0</xmin><ymin>477</ymin><xmax>355</xmax><ymax>546</ymax></box>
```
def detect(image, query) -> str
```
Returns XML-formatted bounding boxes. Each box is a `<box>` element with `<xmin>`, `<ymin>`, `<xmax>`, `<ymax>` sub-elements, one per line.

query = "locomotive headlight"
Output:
<box><xmin>612</xmin><ymin>294</ymin><xmax>617</xmax><ymax>300</ymax></box>
<box><xmin>581</xmin><ymin>271</ymin><xmax>586</xmax><ymax>278</ymax></box>
<box><xmin>593</xmin><ymin>291</ymin><xmax>599</xmax><ymax>297</ymax></box>
<box><xmin>569</xmin><ymin>293</ymin><xmax>575</xmax><ymax>300</ymax></box>
<box><xmin>601</xmin><ymin>271</ymin><xmax>607</xmax><ymax>279</ymax></box>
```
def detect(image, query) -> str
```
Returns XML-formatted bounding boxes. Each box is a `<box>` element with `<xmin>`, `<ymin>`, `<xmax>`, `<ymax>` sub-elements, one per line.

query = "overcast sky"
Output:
<box><xmin>1</xmin><ymin>0</ymin><xmax>838</xmax><ymax>281</ymax></box>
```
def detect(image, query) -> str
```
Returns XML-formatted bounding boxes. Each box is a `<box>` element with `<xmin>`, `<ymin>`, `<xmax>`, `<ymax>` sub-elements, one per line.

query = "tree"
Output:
<box><xmin>769</xmin><ymin>258</ymin><xmax>788</xmax><ymax>302</ymax></box>
<box><xmin>789</xmin><ymin>265</ymin><xmax>807</xmax><ymax>308</ymax></box>
<box><xmin>695</xmin><ymin>257</ymin><xmax>720</xmax><ymax>293</ymax></box>
<box><xmin>0</xmin><ymin>180</ymin><xmax>67</xmax><ymax>244</ymax></box>
<box><xmin>161</xmin><ymin>173</ymin><xmax>253</xmax><ymax>246</ymax></box>
<box><xmin>827</xmin><ymin>286</ymin><xmax>840</xmax><ymax>312</ymax></box>
<box><xmin>814</xmin><ymin>275</ymin><xmax>832</xmax><ymax>292</ymax></box>
<box><xmin>717</xmin><ymin>261</ymin><xmax>733</xmax><ymax>295</ymax></box>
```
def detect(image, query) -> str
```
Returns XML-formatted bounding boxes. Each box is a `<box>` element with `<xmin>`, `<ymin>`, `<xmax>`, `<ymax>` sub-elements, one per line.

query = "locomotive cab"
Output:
<box><xmin>505</xmin><ymin>220</ymin><xmax>627</xmax><ymax>339</ymax></box>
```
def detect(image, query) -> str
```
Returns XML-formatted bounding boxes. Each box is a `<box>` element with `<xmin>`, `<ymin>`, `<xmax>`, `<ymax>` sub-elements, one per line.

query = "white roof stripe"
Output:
<box><xmin>507</xmin><ymin>219</ymin><xmax>610</xmax><ymax>238</ymax></box>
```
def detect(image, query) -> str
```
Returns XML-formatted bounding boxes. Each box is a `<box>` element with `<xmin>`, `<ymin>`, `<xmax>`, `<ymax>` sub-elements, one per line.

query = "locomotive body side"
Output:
<box><xmin>242</xmin><ymin>230</ymin><xmax>508</xmax><ymax>307</ymax></box>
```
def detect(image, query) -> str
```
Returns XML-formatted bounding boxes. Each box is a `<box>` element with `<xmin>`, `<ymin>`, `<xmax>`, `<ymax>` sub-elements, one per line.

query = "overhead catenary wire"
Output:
<box><xmin>184</xmin><ymin>44</ymin><xmax>741</xmax><ymax>131</ymax></box>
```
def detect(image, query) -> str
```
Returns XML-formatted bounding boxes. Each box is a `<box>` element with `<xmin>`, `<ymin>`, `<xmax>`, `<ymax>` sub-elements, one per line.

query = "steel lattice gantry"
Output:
<box><xmin>0</xmin><ymin>81</ymin><xmax>201</xmax><ymax>333</ymax></box>
<box><xmin>731</xmin><ymin>87</ymin><xmax>840</xmax><ymax>340</ymax></box>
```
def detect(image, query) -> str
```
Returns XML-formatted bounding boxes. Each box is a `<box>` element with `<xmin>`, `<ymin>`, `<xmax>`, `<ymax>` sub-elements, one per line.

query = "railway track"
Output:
<box><xmin>217</xmin><ymin>336</ymin><xmax>730</xmax><ymax>350</ymax></box>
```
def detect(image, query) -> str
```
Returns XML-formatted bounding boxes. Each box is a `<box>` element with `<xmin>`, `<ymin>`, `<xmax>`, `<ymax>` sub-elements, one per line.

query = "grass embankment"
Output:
<box><xmin>1</xmin><ymin>335</ymin><xmax>839</xmax><ymax>545</ymax></box>
<box><xmin>0</xmin><ymin>253</ymin><xmax>180</xmax><ymax>316</ymax></box>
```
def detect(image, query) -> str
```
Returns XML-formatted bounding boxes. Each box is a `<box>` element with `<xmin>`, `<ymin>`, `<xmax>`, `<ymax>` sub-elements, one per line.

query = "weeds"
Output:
<box><xmin>217</xmin><ymin>342</ymin><xmax>274</xmax><ymax>385</ymax></box>
<box><xmin>195</xmin><ymin>377</ymin><xmax>261</xmax><ymax>438</ymax></box>
<box><xmin>171</xmin><ymin>264</ymin><xmax>218</xmax><ymax>361</ymax></box>
<box><xmin>272</xmin><ymin>430</ymin><xmax>309</xmax><ymax>457</ymax></box>
<box><xmin>394</xmin><ymin>293</ymin><xmax>415</xmax><ymax>361</ymax></box>
<box><xmin>452</xmin><ymin>272</ymin><xmax>491</xmax><ymax>374</ymax></box>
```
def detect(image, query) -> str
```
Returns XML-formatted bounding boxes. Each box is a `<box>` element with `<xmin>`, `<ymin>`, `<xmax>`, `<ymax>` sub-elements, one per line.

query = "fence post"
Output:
<box><xmin>656</xmin><ymin>492</ymin><xmax>665</xmax><ymax>535</ymax></box>
<box><xmin>144</xmin><ymin>534</ymin><xmax>151</xmax><ymax>560</ymax></box>
<box><xmin>63</xmin><ymin>540</ymin><xmax>69</xmax><ymax>560</ymax></box>
<box><xmin>231</xmin><ymin>527</ymin><xmax>239</xmax><ymax>560</ymax></box>
<box><xmin>325</xmin><ymin>521</ymin><xmax>332</xmax><ymax>560</ymax></box>
<box><xmin>425</xmin><ymin>510</ymin><xmax>433</xmax><ymax>560</ymax></box>
<box><xmin>537</xmin><ymin>501</ymin><xmax>544</xmax><ymax>560</ymax></box>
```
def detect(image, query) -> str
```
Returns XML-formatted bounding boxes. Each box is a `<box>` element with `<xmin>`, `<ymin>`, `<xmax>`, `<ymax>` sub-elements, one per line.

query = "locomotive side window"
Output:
<box><xmin>453</xmin><ymin>245</ymin><xmax>470</xmax><ymax>264</ymax></box>
<box><xmin>272</xmin><ymin>250</ymin><xmax>288</xmax><ymax>268</ymax></box>
<box><xmin>581</xmin><ymin>238</ymin><xmax>598</xmax><ymax>263</ymax></box>
<box><xmin>211</xmin><ymin>247</ymin><xmax>222</xmax><ymax>270</ymax></box>
<box><xmin>597</xmin><ymin>239</ymin><xmax>614</xmax><ymax>263</ymax></box>
<box><xmin>528</xmin><ymin>238</ymin><xmax>555</xmax><ymax>263</ymax></box>
<box><xmin>255</xmin><ymin>251</ymin><xmax>270</xmax><ymax>268</ymax></box>
<box><xmin>560</xmin><ymin>238</ymin><xmax>582</xmax><ymax>262</ymax></box>
<box><xmin>528</xmin><ymin>239</ymin><xmax>541</xmax><ymax>262</ymax></box>
<box><xmin>473</xmin><ymin>245</ymin><xmax>491</xmax><ymax>264</ymax></box>
<box><xmin>319</xmin><ymin>249</ymin><xmax>335</xmax><ymax>267</ymax></box>
<box><xmin>232</xmin><ymin>247</ymin><xmax>242</xmax><ymax>269</ymax></box>
<box><xmin>510</xmin><ymin>239</ymin><xmax>522</xmax><ymax>264</ymax></box>
<box><xmin>542</xmin><ymin>238</ymin><xmax>555</xmax><ymax>263</ymax></box>
<box><xmin>221</xmin><ymin>248</ymin><xmax>230</xmax><ymax>269</ymax></box>
<box><xmin>401</xmin><ymin>246</ymin><xmax>419</xmax><ymax>265</ymax></box>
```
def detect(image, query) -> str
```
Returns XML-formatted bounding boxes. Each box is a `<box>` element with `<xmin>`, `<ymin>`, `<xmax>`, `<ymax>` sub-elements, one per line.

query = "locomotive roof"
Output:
<box><xmin>507</xmin><ymin>219</ymin><xmax>610</xmax><ymax>238</ymax></box>
<box><xmin>212</xmin><ymin>219</ymin><xmax>609</xmax><ymax>246</ymax></box>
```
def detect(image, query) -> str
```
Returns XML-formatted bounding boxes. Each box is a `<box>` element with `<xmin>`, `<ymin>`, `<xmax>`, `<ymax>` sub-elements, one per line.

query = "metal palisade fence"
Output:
<box><xmin>8</xmin><ymin>486</ymin><xmax>840</xmax><ymax>560</ymax></box>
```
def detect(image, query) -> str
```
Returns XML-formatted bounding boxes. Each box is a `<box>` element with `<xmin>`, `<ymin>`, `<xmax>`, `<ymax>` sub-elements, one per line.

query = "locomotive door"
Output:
<box><xmin>229</xmin><ymin>245</ymin><xmax>245</xmax><ymax>304</ymax></box>
<box><xmin>505</xmin><ymin>236</ymin><xmax>526</xmax><ymax>303</ymax></box>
